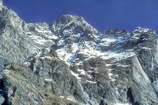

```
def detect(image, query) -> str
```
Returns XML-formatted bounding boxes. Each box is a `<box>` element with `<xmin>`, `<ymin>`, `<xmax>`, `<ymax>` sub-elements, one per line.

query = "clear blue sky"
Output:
<box><xmin>4</xmin><ymin>0</ymin><xmax>158</xmax><ymax>32</ymax></box>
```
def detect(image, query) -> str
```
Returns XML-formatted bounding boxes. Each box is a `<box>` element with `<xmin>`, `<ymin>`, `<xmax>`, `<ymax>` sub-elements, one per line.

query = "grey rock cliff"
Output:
<box><xmin>0</xmin><ymin>5</ymin><xmax>158</xmax><ymax>105</ymax></box>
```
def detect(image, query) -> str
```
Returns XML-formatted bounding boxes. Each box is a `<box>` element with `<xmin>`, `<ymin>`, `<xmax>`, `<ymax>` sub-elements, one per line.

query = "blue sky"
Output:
<box><xmin>5</xmin><ymin>0</ymin><xmax>158</xmax><ymax>32</ymax></box>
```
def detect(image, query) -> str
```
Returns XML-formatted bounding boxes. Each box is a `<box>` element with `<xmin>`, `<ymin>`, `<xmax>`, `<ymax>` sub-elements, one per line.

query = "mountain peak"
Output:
<box><xmin>55</xmin><ymin>14</ymin><xmax>83</xmax><ymax>25</ymax></box>
<box><xmin>133</xmin><ymin>27</ymin><xmax>156</xmax><ymax>35</ymax></box>
<box><xmin>51</xmin><ymin>14</ymin><xmax>99</xmax><ymax>37</ymax></box>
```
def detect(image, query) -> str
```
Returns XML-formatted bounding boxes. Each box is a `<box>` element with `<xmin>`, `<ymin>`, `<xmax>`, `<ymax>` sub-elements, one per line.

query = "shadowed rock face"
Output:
<box><xmin>0</xmin><ymin>5</ymin><xmax>158</xmax><ymax>105</ymax></box>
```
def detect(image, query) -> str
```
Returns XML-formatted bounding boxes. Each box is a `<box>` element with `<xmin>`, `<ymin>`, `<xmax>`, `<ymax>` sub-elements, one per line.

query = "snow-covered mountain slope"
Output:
<box><xmin>0</xmin><ymin>4</ymin><xmax>158</xmax><ymax>105</ymax></box>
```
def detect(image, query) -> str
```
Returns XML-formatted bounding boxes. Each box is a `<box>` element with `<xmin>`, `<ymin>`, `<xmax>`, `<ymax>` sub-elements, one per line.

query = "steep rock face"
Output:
<box><xmin>0</xmin><ymin>6</ymin><xmax>57</xmax><ymax>63</ymax></box>
<box><xmin>0</xmin><ymin>5</ymin><xmax>158</xmax><ymax>105</ymax></box>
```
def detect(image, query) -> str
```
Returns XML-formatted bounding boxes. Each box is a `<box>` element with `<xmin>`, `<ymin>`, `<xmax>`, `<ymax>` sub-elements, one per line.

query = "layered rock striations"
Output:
<box><xmin>0</xmin><ymin>4</ymin><xmax>158</xmax><ymax>105</ymax></box>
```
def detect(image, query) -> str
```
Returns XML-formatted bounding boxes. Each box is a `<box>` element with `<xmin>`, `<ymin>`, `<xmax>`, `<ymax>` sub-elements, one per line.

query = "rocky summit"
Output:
<box><xmin>0</xmin><ymin>3</ymin><xmax>158</xmax><ymax>105</ymax></box>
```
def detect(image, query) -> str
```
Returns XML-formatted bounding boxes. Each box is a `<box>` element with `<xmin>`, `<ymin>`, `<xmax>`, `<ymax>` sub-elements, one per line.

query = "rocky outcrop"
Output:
<box><xmin>0</xmin><ymin>4</ymin><xmax>158</xmax><ymax>105</ymax></box>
